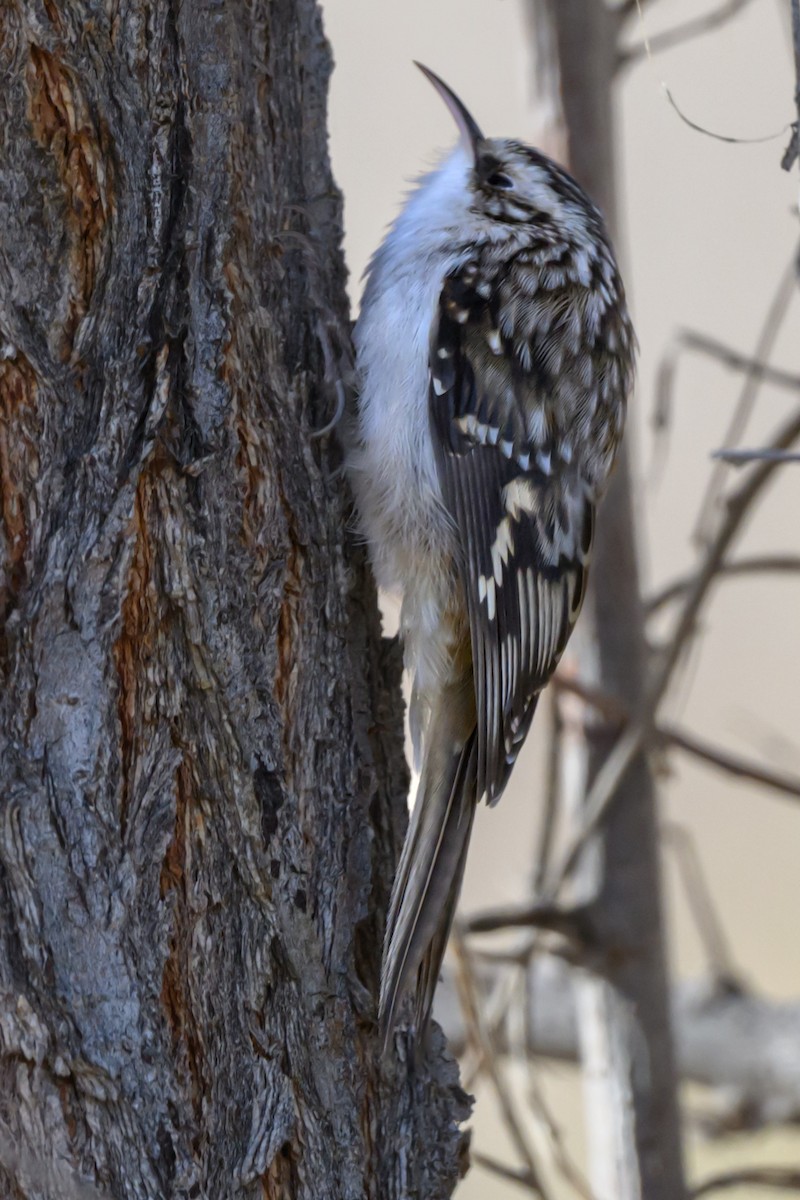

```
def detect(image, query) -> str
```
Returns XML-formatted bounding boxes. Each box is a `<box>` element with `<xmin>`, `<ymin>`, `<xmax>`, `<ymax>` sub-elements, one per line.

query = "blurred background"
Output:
<box><xmin>323</xmin><ymin>1</ymin><xmax>799</xmax><ymax>1194</ymax></box>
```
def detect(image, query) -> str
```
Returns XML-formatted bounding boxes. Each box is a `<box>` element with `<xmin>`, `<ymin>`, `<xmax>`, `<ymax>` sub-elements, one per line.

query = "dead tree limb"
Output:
<box><xmin>436</xmin><ymin>959</ymin><xmax>800</xmax><ymax>1130</ymax></box>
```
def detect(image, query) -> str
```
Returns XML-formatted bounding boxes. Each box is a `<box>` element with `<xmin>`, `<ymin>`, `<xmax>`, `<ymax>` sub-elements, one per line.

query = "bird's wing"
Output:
<box><xmin>430</xmin><ymin>263</ymin><xmax>595</xmax><ymax>805</ymax></box>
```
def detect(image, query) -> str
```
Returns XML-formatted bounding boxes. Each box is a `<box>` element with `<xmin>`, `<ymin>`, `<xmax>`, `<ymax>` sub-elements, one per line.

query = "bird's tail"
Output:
<box><xmin>379</xmin><ymin>665</ymin><xmax>478</xmax><ymax>1048</ymax></box>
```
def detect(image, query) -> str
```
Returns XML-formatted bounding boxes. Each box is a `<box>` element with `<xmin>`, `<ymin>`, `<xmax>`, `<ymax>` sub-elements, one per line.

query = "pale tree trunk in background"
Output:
<box><xmin>0</xmin><ymin>4</ymin><xmax>468</xmax><ymax>1198</ymax></box>
<box><xmin>524</xmin><ymin>2</ymin><xmax>686</xmax><ymax>1197</ymax></box>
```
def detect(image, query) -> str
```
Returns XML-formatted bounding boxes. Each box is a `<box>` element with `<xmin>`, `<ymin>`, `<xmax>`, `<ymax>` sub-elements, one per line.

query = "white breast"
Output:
<box><xmin>350</xmin><ymin>145</ymin><xmax>474</xmax><ymax>596</ymax></box>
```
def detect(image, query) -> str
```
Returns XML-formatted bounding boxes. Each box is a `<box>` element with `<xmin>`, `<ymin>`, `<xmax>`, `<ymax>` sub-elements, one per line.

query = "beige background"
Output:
<box><xmin>322</xmin><ymin>0</ymin><xmax>800</xmax><ymax>1194</ymax></box>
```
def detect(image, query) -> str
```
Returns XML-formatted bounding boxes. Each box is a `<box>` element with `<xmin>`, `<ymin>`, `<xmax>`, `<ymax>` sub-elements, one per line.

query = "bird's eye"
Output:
<box><xmin>487</xmin><ymin>171</ymin><xmax>514</xmax><ymax>190</ymax></box>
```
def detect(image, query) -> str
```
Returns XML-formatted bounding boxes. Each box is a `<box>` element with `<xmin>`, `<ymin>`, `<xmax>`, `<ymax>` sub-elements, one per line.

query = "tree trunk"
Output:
<box><xmin>0</xmin><ymin>4</ymin><xmax>468</xmax><ymax>1197</ymax></box>
<box><xmin>524</xmin><ymin>2</ymin><xmax>686</xmax><ymax>1196</ymax></box>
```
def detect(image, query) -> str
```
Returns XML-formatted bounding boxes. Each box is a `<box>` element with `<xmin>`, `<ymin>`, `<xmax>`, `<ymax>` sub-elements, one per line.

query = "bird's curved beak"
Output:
<box><xmin>414</xmin><ymin>63</ymin><xmax>484</xmax><ymax>164</ymax></box>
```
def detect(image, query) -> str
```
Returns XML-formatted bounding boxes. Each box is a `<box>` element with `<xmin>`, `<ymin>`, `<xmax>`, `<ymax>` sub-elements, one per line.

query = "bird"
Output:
<box><xmin>347</xmin><ymin>64</ymin><xmax>636</xmax><ymax>1047</ymax></box>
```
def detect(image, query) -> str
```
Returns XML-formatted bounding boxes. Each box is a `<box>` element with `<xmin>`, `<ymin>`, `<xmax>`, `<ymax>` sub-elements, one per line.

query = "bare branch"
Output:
<box><xmin>784</xmin><ymin>123</ymin><xmax>800</xmax><ymax>172</ymax></box>
<box><xmin>782</xmin><ymin>0</ymin><xmax>800</xmax><ymax>170</ymax></box>
<box><xmin>662</xmin><ymin>823</ymin><xmax>739</xmax><ymax>983</ymax></box>
<box><xmin>615</xmin><ymin>0</ymin><xmax>689</xmax><ymax>31</ymax></box>
<box><xmin>544</xmin><ymin>399</ymin><xmax>800</xmax><ymax>896</ymax></box>
<box><xmin>435</xmin><ymin>959</ymin><xmax>800</xmax><ymax>1126</ymax></box>
<box><xmin>694</xmin><ymin>251</ymin><xmax>798</xmax><ymax>546</ymax></box>
<box><xmin>663</xmin><ymin>721</ymin><xmax>800</xmax><ymax>803</ymax></box>
<box><xmin>713</xmin><ymin>448</ymin><xmax>800</xmax><ymax>464</ymax></box>
<box><xmin>465</xmin><ymin>902</ymin><xmax>590</xmax><ymax>939</ymax></box>
<box><xmin>527</xmin><ymin>4</ymin><xmax>686</xmax><ymax>1190</ymax></box>
<box><xmin>552</xmin><ymin>674</ymin><xmax>800</xmax><ymax>804</ymax></box>
<box><xmin>452</xmin><ymin>935</ymin><xmax>550</xmax><ymax>1199</ymax></box>
<box><xmin>693</xmin><ymin>1168</ymin><xmax>800</xmax><ymax>1197</ymax></box>
<box><xmin>472</xmin><ymin>1152</ymin><xmax>544</xmax><ymax>1194</ymax></box>
<box><xmin>532</xmin><ymin>689</ymin><xmax>564</xmax><ymax>892</ymax></box>
<box><xmin>522</xmin><ymin>1072</ymin><xmax>594</xmax><ymax>1200</ymax></box>
<box><xmin>646</xmin><ymin>556</ymin><xmax>800</xmax><ymax>614</ymax></box>
<box><xmin>616</xmin><ymin>0</ymin><xmax>651</xmax><ymax>17</ymax></box>
<box><xmin>654</xmin><ymin>327</ymin><xmax>800</xmax><ymax>485</ymax></box>
<box><xmin>678</xmin><ymin>329</ymin><xmax>800</xmax><ymax>392</ymax></box>
<box><xmin>465</xmin><ymin>947</ymin><xmax>595</xmax><ymax>1200</ymax></box>
<box><xmin>650</xmin><ymin>341</ymin><xmax>679</xmax><ymax>478</ymax></box>
<box><xmin>621</xmin><ymin>0</ymin><xmax>756</xmax><ymax>66</ymax></box>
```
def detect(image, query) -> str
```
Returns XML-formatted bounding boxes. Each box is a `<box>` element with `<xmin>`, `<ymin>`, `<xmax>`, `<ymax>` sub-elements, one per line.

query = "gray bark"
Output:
<box><xmin>0</xmin><ymin>4</ymin><xmax>468</xmax><ymax>1198</ymax></box>
<box><xmin>524</xmin><ymin>2</ymin><xmax>686</xmax><ymax>1196</ymax></box>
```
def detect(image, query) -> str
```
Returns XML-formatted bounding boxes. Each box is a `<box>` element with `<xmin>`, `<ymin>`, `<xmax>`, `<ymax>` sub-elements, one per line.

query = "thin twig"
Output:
<box><xmin>692</xmin><ymin>1167</ymin><xmax>800</xmax><ymax>1197</ymax></box>
<box><xmin>657</xmin><ymin>322</ymin><xmax>800</xmax><ymax>478</ymax></box>
<box><xmin>439</xmin><ymin>957</ymin><xmax>800</xmax><ymax>1128</ymax></box>
<box><xmin>472</xmin><ymin>1152</ymin><xmax>543</xmax><ymax>1194</ymax></box>
<box><xmin>481</xmin><ymin>952</ymin><xmax>595</xmax><ymax>1200</ymax></box>
<box><xmin>646</xmin><ymin>555</ymin><xmax>800</xmax><ymax>614</ymax></box>
<box><xmin>467</xmin><ymin>905</ymin><xmax>573</xmax><ymax>937</ymax></box>
<box><xmin>466</xmin><ymin>702</ymin><xmax>800</xmax><ymax>941</ymax></box>
<box><xmin>542</xmin><ymin>400</ymin><xmax>800</xmax><ymax>899</ymax></box>
<box><xmin>467</xmin><ymin>727</ymin><xmax>800</xmax><ymax>936</ymax></box>
<box><xmin>662</xmin><ymin>720</ymin><xmax>800</xmax><ymax>802</ymax></box>
<box><xmin>309</xmin><ymin>377</ymin><xmax>345</xmax><ymax>440</ymax></box>
<box><xmin>533</xmin><ymin>689</ymin><xmax>563</xmax><ymax>892</ymax></box>
<box><xmin>662</xmin><ymin>85</ymin><xmax>789</xmax><ymax>150</ymax></box>
<box><xmin>524</xmin><ymin>1071</ymin><xmax>594</xmax><ymax>1200</ymax></box>
<box><xmin>458</xmin><ymin>955</ymin><xmax>521</xmax><ymax>1091</ymax></box>
<box><xmin>452</xmin><ymin>933</ymin><xmax>550</xmax><ymax>1199</ymax></box>
<box><xmin>553</xmin><ymin>674</ymin><xmax>800</xmax><ymax>804</ymax></box>
<box><xmin>784</xmin><ymin>123</ymin><xmax>800</xmax><ymax>173</ymax></box>
<box><xmin>621</xmin><ymin>0</ymin><xmax>756</xmax><ymax>66</ymax></box>
<box><xmin>713</xmin><ymin>448</ymin><xmax>800</xmax><ymax>463</ymax></box>
<box><xmin>678</xmin><ymin>329</ymin><xmax>800</xmax><ymax>391</ymax></box>
<box><xmin>694</xmin><ymin>251</ymin><xmax>798</xmax><ymax>546</ymax></box>
<box><xmin>650</xmin><ymin>341</ymin><xmax>678</xmax><ymax>482</ymax></box>
<box><xmin>662</xmin><ymin>823</ymin><xmax>739</xmax><ymax>982</ymax></box>
<box><xmin>617</xmin><ymin>0</ymin><xmax>662</xmax><ymax>19</ymax></box>
<box><xmin>783</xmin><ymin>0</ymin><xmax>800</xmax><ymax>169</ymax></box>
<box><xmin>792</xmin><ymin>0</ymin><xmax>800</xmax><ymax>125</ymax></box>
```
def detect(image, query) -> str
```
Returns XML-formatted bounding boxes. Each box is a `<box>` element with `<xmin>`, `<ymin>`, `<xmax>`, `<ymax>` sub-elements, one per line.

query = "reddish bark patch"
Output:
<box><xmin>27</xmin><ymin>44</ymin><xmax>114</xmax><ymax>355</ymax></box>
<box><xmin>58</xmin><ymin>1080</ymin><xmax>78</xmax><ymax>1141</ymax></box>
<box><xmin>41</xmin><ymin>0</ymin><xmax>64</xmax><ymax>28</ymax></box>
<box><xmin>261</xmin><ymin>1141</ymin><xmax>299</xmax><ymax>1198</ymax></box>
<box><xmin>112</xmin><ymin>464</ymin><xmax>159</xmax><ymax>836</ymax></box>
<box><xmin>226</xmin><ymin>344</ymin><xmax>303</xmax><ymax>723</ymax></box>
<box><xmin>0</xmin><ymin>353</ymin><xmax>38</xmax><ymax>623</ymax></box>
<box><xmin>160</xmin><ymin>755</ymin><xmax>188</xmax><ymax>901</ymax></box>
<box><xmin>234</xmin><ymin>407</ymin><xmax>271</xmax><ymax>566</ymax></box>
<box><xmin>159</xmin><ymin>757</ymin><xmax>205</xmax><ymax>1122</ymax></box>
<box><xmin>275</xmin><ymin>538</ymin><xmax>300</xmax><ymax>713</ymax></box>
<box><xmin>223</xmin><ymin>272</ymin><xmax>304</xmax><ymax>747</ymax></box>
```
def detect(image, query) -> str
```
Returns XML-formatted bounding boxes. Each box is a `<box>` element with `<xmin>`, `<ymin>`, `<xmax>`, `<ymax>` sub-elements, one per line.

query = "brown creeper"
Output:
<box><xmin>348</xmin><ymin>64</ymin><xmax>635</xmax><ymax>1044</ymax></box>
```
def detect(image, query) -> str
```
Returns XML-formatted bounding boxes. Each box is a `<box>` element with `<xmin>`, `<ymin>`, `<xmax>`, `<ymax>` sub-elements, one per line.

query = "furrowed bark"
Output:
<box><xmin>0</xmin><ymin>4</ymin><xmax>468</xmax><ymax>1198</ymax></box>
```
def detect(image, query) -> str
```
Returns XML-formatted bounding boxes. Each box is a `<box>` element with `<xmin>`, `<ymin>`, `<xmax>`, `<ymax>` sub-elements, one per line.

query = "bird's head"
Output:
<box><xmin>415</xmin><ymin>62</ymin><xmax>600</xmax><ymax>241</ymax></box>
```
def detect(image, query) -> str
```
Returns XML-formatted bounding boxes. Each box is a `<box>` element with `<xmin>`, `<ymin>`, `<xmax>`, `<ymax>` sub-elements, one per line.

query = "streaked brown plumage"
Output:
<box><xmin>348</xmin><ymin>66</ymin><xmax>635</xmax><ymax>1048</ymax></box>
